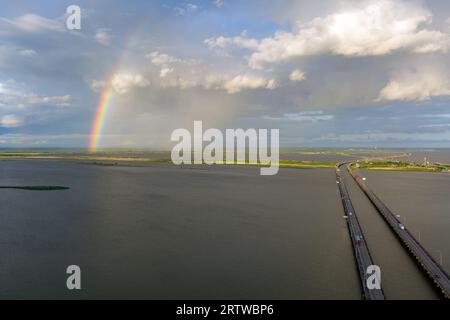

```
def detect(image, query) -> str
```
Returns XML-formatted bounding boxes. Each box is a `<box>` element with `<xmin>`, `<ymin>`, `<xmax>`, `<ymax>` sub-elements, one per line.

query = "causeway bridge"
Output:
<box><xmin>347</xmin><ymin>164</ymin><xmax>450</xmax><ymax>299</ymax></box>
<box><xmin>336</xmin><ymin>163</ymin><xmax>385</xmax><ymax>300</ymax></box>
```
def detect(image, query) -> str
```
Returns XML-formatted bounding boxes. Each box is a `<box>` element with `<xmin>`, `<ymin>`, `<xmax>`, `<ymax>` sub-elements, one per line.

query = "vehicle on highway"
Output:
<box><xmin>356</xmin><ymin>235</ymin><xmax>363</xmax><ymax>246</ymax></box>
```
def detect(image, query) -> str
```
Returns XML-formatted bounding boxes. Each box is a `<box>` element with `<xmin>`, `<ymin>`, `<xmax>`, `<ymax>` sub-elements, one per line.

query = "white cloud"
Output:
<box><xmin>111</xmin><ymin>73</ymin><xmax>150</xmax><ymax>94</ymax></box>
<box><xmin>289</xmin><ymin>69</ymin><xmax>306</xmax><ymax>82</ymax></box>
<box><xmin>95</xmin><ymin>28</ymin><xmax>112</xmax><ymax>45</ymax></box>
<box><xmin>157</xmin><ymin>70</ymin><xmax>277</xmax><ymax>94</ymax></box>
<box><xmin>147</xmin><ymin>51</ymin><xmax>180</xmax><ymax>66</ymax></box>
<box><xmin>214</xmin><ymin>0</ymin><xmax>224</xmax><ymax>8</ymax></box>
<box><xmin>223</xmin><ymin>74</ymin><xmax>277</xmax><ymax>93</ymax></box>
<box><xmin>173</xmin><ymin>7</ymin><xmax>186</xmax><ymax>16</ymax></box>
<box><xmin>0</xmin><ymin>80</ymin><xmax>71</xmax><ymax>131</ymax></box>
<box><xmin>28</xmin><ymin>95</ymin><xmax>70</xmax><ymax>107</ymax></box>
<box><xmin>147</xmin><ymin>51</ymin><xmax>198</xmax><ymax>67</ymax></box>
<box><xmin>159</xmin><ymin>67</ymin><xmax>174</xmax><ymax>78</ymax></box>
<box><xmin>1</xmin><ymin>114</ymin><xmax>23</xmax><ymax>128</ymax></box>
<box><xmin>174</xmin><ymin>3</ymin><xmax>199</xmax><ymax>16</ymax></box>
<box><xmin>187</xmin><ymin>4</ymin><xmax>198</xmax><ymax>12</ymax></box>
<box><xmin>2</xmin><ymin>14</ymin><xmax>65</xmax><ymax>33</ymax></box>
<box><xmin>158</xmin><ymin>70</ymin><xmax>277</xmax><ymax>94</ymax></box>
<box><xmin>317</xmin><ymin>130</ymin><xmax>450</xmax><ymax>142</ymax></box>
<box><xmin>264</xmin><ymin>111</ymin><xmax>333</xmax><ymax>122</ymax></box>
<box><xmin>0</xmin><ymin>80</ymin><xmax>71</xmax><ymax>108</ymax></box>
<box><xmin>377</xmin><ymin>71</ymin><xmax>450</xmax><ymax>101</ymax></box>
<box><xmin>89</xmin><ymin>80</ymin><xmax>105</xmax><ymax>93</ymax></box>
<box><xmin>0</xmin><ymin>133</ymin><xmax>88</xmax><ymax>146</ymax></box>
<box><xmin>19</xmin><ymin>49</ymin><xmax>37</xmax><ymax>56</ymax></box>
<box><xmin>211</xmin><ymin>0</ymin><xmax>449</xmax><ymax>69</ymax></box>
<box><xmin>147</xmin><ymin>51</ymin><xmax>199</xmax><ymax>80</ymax></box>
<box><xmin>147</xmin><ymin>51</ymin><xmax>275</xmax><ymax>93</ymax></box>
<box><xmin>418</xmin><ymin>124</ymin><xmax>450</xmax><ymax>128</ymax></box>
<box><xmin>420</xmin><ymin>114</ymin><xmax>450</xmax><ymax>119</ymax></box>
<box><xmin>205</xmin><ymin>34</ymin><xmax>259</xmax><ymax>50</ymax></box>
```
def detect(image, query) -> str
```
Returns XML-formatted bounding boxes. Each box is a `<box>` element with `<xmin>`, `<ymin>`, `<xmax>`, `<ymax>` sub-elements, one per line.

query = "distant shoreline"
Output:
<box><xmin>2</xmin><ymin>150</ymin><xmax>450</xmax><ymax>172</ymax></box>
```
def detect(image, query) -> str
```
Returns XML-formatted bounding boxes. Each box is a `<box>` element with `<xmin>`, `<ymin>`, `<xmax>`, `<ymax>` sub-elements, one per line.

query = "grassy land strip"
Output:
<box><xmin>278</xmin><ymin>160</ymin><xmax>336</xmax><ymax>168</ymax></box>
<box><xmin>0</xmin><ymin>154</ymin><xmax>337</xmax><ymax>168</ymax></box>
<box><xmin>350</xmin><ymin>161</ymin><xmax>450</xmax><ymax>173</ymax></box>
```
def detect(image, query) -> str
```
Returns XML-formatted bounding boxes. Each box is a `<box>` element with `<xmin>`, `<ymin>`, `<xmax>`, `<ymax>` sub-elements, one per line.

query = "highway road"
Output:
<box><xmin>336</xmin><ymin>164</ymin><xmax>385</xmax><ymax>300</ymax></box>
<box><xmin>347</xmin><ymin>164</ymin><xmax>450</xmax><ymax>299</ymax></box>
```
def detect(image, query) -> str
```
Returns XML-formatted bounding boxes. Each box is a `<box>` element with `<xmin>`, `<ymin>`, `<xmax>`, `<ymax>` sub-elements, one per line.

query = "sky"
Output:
<box><xmin>1</xmin><ymin>0</ymin><xmax>450</xmax><ymax>148</ymax></box>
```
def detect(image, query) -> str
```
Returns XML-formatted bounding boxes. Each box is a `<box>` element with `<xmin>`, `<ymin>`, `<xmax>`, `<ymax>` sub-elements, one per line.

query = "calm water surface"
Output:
<box><xmin>344</xmin><ymin>169</ymin><xmax>439</xmax><ymax>299</ymax></box>
<box><xmin>357</xmin><ymin>170</ymin><xmax>450</xmax><ymax>276</ymax></box>
<box><xmin>0</xmin><ymin>160</ymin><xmax>359</xmax><ymax>299</ymax></box>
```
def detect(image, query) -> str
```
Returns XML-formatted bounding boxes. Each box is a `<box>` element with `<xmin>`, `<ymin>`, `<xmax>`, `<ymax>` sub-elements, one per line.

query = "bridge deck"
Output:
<box><xmin>336</xmin><ymin>164</ymin><xmax>385</xmax><ymax>300</ymax></box>
<box><xmin>348</xmin><ymin>165</ymin><xmax>450</xmax><ymax>299</ymax></box>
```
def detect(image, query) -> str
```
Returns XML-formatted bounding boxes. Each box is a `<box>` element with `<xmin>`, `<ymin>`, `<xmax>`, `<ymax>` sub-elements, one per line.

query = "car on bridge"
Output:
<box><xmin>356</xmin><ymin>235</ymin><xmax>363</xmax><ymax>246</ymax></box>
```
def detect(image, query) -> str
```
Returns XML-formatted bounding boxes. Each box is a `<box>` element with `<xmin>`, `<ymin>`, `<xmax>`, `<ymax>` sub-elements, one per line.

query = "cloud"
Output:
<box><xmin>157</xmin><ymin>71</ymin><xmax>277</xmax><ymax>93</ymax></box>
<box><xmin>263</xmin><ymin>111</ymin><xmax>333</xmax><ymax>122</ymax></box>
<box><xmin>1</xmin><ymin>14</ymin><xmax>65</xmax><ymax>34</ymax></box>
<box><xmin>174</xmin><ymin>3</ymin><xmax>199</xmax><ymax>16</ymax></box>
<box><xmin>210</xmin><ymin>0</ymin><xmax>449</xmax><ymax>69</ymax></box>
<box><xmin>111</xmin><ymin>73</ymin><xmax>150</xmax><ymax>94</ymax></box>
<box><xmin>89</xmin><ymin>80</ymin><xmax>105</xmax><ymax>93</ymax></box>
<box><xmin>147</xmin><ymin>51</ymin><xmax>276</xmax><ymax>93</ymax></box>
<box><xmin>223</xmin><ymin>74</ymin><xmax>277</xmax><ymax>93</ymax></box>
<box><xmin>159</xmin><ymin>67</ymin><xmax>174</xmax><ymax>78</ymax></box>
<box><xmin>147</xmin><ymin>51</ymin><xmax>182</xmax><ymax>66</ymax></box>
<box><xmin>419</xmin><ymin>114</ymin><xmax>450</xmax><ymax>119</ymax></box>
<box><xmin>214</xmin><ymin>0</ymin><xmax>224</xmax><ymax>8</ymax></box>
<box><xmin>418</xmin><ymin>123</ymin><xmax>450</xmax><ymax>128</ymax></box>
<box><xmin>19</xmin><ymin>49</ymin><xmax>37</xmax><ymax>57</ymax></box>
<box><xmin>317</xmin><ymin>130</ymin><xmax>450</xmax><ymax>142</ymax></box>
<box><xmin>0</xmin><ymin>133</ymin><xmax>88</xmax><ymax>146</ymax></box>
<box><xmin>0</xmin><ymin>80</ymin><xmax>70</xmax><ymax>108</ymax></box>
<box><xmin>90</xmin><ymin>74</ymin><xmax>150</xmax><ymax>94</ymax></box>
<box><xmin>0</xmin><ymin>80</ymin><xmax>73</xmax><ymax>132</ymax></box>
<box><xmin>95</xmin><ymin>28</ymin><xmax>112</xmax><ymax>45</ymax></box>
<box><xmin>186</xmin><ymin>4</ymin><xmax>199</xmax><ymax>12</ymax></box>
<box><xmin>377</xmin><ymin>71</ymin><xmax>450</xmax><ymax>101</ymax></box>
<box><xmin>1</xmin><ymin>114</ymin><xmax>23</xmax><ymax>128</ymax></box>
<box><xmin>289</xmin><ymin>69</ymin><xmax>306</xmax><ymax>82</ymax></box>
<box><xmin>205</xmin><ymin>34</ymin><xmax>259</xmax><ymax>50</ymax></box>
<box><xmin>28</xmin><ymin>95</ymin><xmax>71</xmax><ymax>107</ymax></box>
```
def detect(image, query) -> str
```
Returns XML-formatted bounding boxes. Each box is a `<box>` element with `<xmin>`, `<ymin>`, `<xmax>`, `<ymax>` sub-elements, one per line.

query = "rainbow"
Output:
<box><xmin>88</xmin><ymin>80</ymin><xmax>115</xmax><ymax>152</ymax></box>
<box><xmin>88</xmin><ymin>25</ymin><xmax>144</xmax><ymax>152</ymax></box>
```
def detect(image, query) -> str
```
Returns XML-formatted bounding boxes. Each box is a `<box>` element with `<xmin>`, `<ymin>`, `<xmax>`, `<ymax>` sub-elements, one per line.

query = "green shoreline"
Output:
<box><xmin>0</xmin><ymin>154</ymin><xmax>337</xmax><ymax>169</ymax></box>
<box><xmin>350</xmin><ymin>161</ymin><xmax>450</xmax><ymax>173</ymax></box>
<box><xmin>3</xmin><ymin>152</ymin><xmax>450</xmax><ymax>172</ymax></box>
